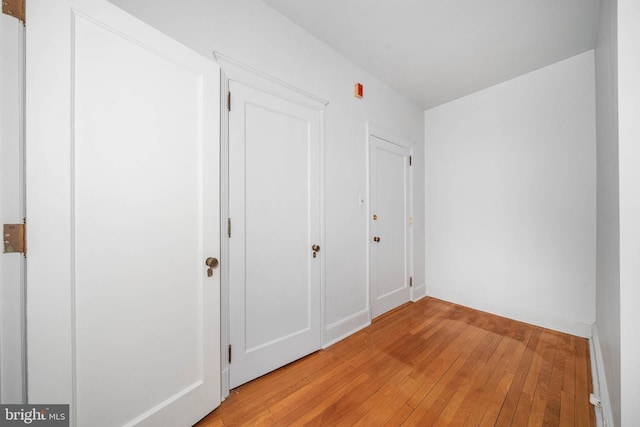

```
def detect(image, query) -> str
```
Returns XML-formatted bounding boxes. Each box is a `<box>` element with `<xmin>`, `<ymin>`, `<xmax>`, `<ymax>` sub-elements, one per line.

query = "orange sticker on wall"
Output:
<box><xmin>354</xmin><ymin>83</ymin><xmax>363</xmax><ymax>98</ymax></box>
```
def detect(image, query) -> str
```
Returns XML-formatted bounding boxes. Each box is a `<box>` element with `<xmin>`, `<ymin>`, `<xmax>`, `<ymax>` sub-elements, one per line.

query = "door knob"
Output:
<box><xmin>373</xmin><ymin>236</ymin><xmax>381</xmax><ymax>242</ymax></box>
<box><xmin>312</xmin><ymin>244</ymin><xmax>320</xmax><ymax>252</ymax></box>
<box><xmin>205</xmin><ymin>257</ymin><xmax>219</xmax><ymax>277</ymax></box>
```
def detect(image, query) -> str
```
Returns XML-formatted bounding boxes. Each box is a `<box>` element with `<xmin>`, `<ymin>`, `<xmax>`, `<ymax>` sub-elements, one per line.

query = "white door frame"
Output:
<box><xmin>214</xmin><ymin>52</ymin><xmax>328</xmax><ymax>398</ymax></box>
<box><xmin>366</xmin><ymin>122</ymin><xmax>415</xmax><ymax>317</ymax></box>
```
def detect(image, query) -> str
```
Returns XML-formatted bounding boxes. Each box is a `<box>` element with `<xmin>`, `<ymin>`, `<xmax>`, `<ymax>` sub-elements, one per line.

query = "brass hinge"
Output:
<box><xmin>227</xmin><ymin>218</ymin><xmax>231</xmax><ymax>238</ymax></box>
<box><xmin>227</xmin><ymin>92</ymin><xmax>231</xmax><ymax>112</ymax></box>
<box><xmin>2</xmin><ymin>0</ymin><xmax>25</xmax><ymax>23</ymax></box>
<box><xmin>3</xmin><ymin>220</ymin><xmax>26</xmax><ymax>256</ymax></box>
<box><xmin>228</xmin><ymin>345</ymin><xmax>232</xmax><ymax>363</ymax></box>
<box><xmin>409</xmin><ymin>276</ymin><xmax>413</xmax><ymax>287</ymax></box>
<box><xmin>409</xmin><ymin>155</ymin><xmax>412</xmax><ymax>166</ymax></box>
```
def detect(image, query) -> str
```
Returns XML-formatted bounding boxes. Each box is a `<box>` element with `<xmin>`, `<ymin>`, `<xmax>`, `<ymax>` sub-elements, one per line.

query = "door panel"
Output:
<box><xmin>370</xmin><ymin>135</ymin><xmax>411</xmax><ymax>318</ymax></box>
<box><xmin>244</xmin><ymin>103</ymin><xmax>311</xmax><ymax>350</ymax></box>
<box><xmin>0</xmin><ymin>13</ymin><xmax>25</xmax><ymax>404</ymax></box>
<box><xmin>229</xmin><ymin>81</ymin><xmax>321</xmax><ymax>388</ymax></box>
<box><xmin>26</xmin><ymin>1</ymin><xmax>220</xmax><ymax>425</ymax></box>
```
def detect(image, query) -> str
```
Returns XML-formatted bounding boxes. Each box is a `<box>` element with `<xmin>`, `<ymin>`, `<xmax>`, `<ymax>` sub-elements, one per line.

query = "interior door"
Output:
<box><xmin>228</xmin><ymin>80</ymin><xmax>321</xmax><ymax>388</ymax></box>
<box><xmin>26</xmin><ymin>1</ymin><xmax>220</xmax><ymax>425</ymax></box>
<box><xmin>0</xmin><ymin>12</ymin><xmax>25</xmax><ymax>404</ymax></box>
<box><xmin>370</xmin><ymin>135</ymin><xmax>411</xmax><ymax>318</ymax></box>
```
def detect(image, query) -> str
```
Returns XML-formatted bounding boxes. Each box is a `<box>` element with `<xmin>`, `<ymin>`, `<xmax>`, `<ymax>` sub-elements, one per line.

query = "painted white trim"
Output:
<box><xmin>411</xmin><ymin>284</ymin><xmax>427</xmax><ymax>302</ymax></box>
<box><xmin>591</xmin><ymin>323</ymin><xmax>615</xmax><ymax>427</ymax></box>
<box><xmin>428</xmin><ymin>286</ymin><xmax>593</xmax><ymax>338</ymax></box>
<box><xmin>364</xmin><ymin>124</ymin><xmax>372</xmax><ymax>322</ymax></box>
<box><xmin>214</xmin><ymin>51</ymin><xmax>328</xmax><ymax>108</ymax></box>
<box><xmin>18</xmin><ymin>16</ymin><xmax>27</xmax><ymax>405</ymax></box>
<box><xmin>323</xmin><ymin>309</ymin><xmax>371</xmax><ymax>348</ymax></box>
<box><xmin>319</xmin><ymin>109</ymin><xmax>327</xmax><ymax>351</ymax></box>
<box><xmin>218</xmin><ymin>72</ymin><xmax>230</xmax><ymax>400</ymax></box>
<box><xmin>367</xmin><ymin>123</ymin><xmax>415</xmax><ymax>149</ymax></box>
<box><xmin>217</xmin><ymin>53</ymin><xmax>327</xmax><ymax>397</ymax></box>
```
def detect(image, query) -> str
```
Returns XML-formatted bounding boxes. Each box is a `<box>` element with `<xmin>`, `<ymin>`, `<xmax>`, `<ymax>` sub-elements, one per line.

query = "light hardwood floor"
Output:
<box><xmin>197</xmin><ymin>297</ymin><xmax>595</xmax><ymax>426</ymax></box>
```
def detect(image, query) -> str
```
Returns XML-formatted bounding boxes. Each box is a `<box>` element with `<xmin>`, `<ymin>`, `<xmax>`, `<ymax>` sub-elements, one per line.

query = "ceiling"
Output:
<box><xmin>262</xmin><ymin>0</ymin><xmax>600</xmax><ymax>109</ymax></box>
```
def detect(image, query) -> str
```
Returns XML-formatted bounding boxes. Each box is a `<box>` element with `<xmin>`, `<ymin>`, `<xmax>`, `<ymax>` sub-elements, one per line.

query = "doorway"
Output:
<box><xmin>368</xmin><ymin>125</ymin><xmax>413</xmax><ymax>318</ymax></box>
<box><xmin>219</xmin><ymin>57</ymin><xmax>327</xmax><ymax>390</ymax></box>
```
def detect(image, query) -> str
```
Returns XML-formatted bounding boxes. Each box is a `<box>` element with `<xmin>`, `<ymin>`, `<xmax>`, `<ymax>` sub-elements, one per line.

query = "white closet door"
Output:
<box><xmin>228</xmin><ymin>80</ymin><xmax>322</xmax><ymax>388</ymax></box>
<box><xmin>26</xmin><ymin>1</ymin><xmax>221</xmax><ymax>425</ymax></box>
<box><xmin>370</xmin><ymin>135</ymin><xmax>411</xmax><ymax>318</ymax></box>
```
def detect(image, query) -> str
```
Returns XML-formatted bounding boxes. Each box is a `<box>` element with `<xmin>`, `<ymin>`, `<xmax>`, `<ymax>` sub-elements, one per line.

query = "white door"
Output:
<box><xmin>0</xmin><ymin>12</ymin><xmax>25</xmax><ymax>404</ymax></box>
<box><xmin>370</xmin><ymin>135</ymin><xmax>411</xmax><ymax>318</ymax></box>
<box><xmin>228</xmin><ymin>80</ymin><xmax>321</xmax><ymax>388</ymax></box>
<box><xmin>26</xmin><ymin>1</ymin><xmax>220</xmax><ymax>426</ymax></box>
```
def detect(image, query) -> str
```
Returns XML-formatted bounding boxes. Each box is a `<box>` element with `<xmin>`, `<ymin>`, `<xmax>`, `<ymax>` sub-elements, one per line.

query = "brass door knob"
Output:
<box><xmin>205</xmin><ymin>257</ymin><xmax>219</xmax><ymax>269</ymax></box>
<box><xmin>373</xmin><ymin>236</ymin><xmax>381</xmax><ymax>242</ymax></box>
<box><xmin>205</xmin><ymin>257</ymin><xmax>219</xmax><ymax>277</ymax></box>
<box><xmin>312</xmin><ymin>244</ymin><xmax>320</xmax><ymax>252</ymax></box>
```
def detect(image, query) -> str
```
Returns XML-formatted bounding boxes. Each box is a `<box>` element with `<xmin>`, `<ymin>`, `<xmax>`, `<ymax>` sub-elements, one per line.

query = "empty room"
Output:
<box><xmin>1</xmin><ymin>0</ymin><xmax>638</xmax><ymax>426</ymax></box>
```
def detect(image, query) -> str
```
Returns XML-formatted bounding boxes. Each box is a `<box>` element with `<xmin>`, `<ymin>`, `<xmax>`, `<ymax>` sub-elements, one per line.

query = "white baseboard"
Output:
<box><xmin>427</xmin><ymin>286</ymin><xmax>592</xmax><ymax>338</ymax></box>
<box><xmin>322</xmin><ymin>308</ymin><xmax>370</xmax><ymax>348</ymax></box>
<box><xmin>411</xmin><ymin>283</ymin><xmax>427</xmax><ymax>301</ymax></box>
<box><xmin>590</xmin><ymin>323</ymin><xmax>615</xmax><ymax>427</ymax></box>
<box><xmin>221</xmin><ymin>367</ymin><xmax>230</xmax><ymax>400</ymax></box>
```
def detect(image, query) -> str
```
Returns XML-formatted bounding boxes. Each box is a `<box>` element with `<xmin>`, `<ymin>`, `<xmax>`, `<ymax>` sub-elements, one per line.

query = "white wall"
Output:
<box><xmin>594</xmin><ymin>0</ymin><xmax>620</xmax><ymax>423</ymax></box>
<box><xmin>618</xmin><ymin>0</ymin><xmax>640</xmax><ymax>424</ymax></box>
<box><xmin>107</xmin><ymin>0</ymin><xmax>425</xmax><ymax>343</ymax></box>
<box><xmin>425</xmin><ymin>51</ymin><xmax>596</xmax><ymax>337</ymax></box>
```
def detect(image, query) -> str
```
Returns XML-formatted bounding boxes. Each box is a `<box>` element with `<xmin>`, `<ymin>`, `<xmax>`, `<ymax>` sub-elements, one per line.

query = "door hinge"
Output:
<box><xmin>228</xmin><ymin>344</ymin><xmax>232</xmax><ymax>363</ymax></box>
<box><xmin>2</xmin><ymin>0</ymin><xmax>25</xmax><ymax>23</ymax></box>
<box><xmin>3</xmin><ymin>219</ymin><xmax>26</xmax><ymax>256</ymax></box>
<box><xmin>409</xmin><ymin>276</ymin><xmax>413</xmax><ymax>287</ymax></box>
<box><xmin>227</xmin><ymin>218</ymin><xmax>231</xmax><ymax>238</ymax></box>
<box><xmin>409</xmin><ymin>155</ymin><xmax>412</xmax><ymax>166</ymax></box>
<box><xmin>227</xmin><ymin>92</ymin><xmax>231</xmax><ymax>112</ymax></box>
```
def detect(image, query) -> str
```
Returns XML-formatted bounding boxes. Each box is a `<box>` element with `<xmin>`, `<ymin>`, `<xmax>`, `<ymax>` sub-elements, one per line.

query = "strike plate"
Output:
<box><xmin>3</xmin><ymin>223</ymin><xmax>26</xmax><ymax>254</ymax></box>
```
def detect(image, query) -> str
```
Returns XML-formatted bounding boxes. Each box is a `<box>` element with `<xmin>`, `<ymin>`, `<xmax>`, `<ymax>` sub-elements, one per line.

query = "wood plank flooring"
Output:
<box><xmin>196</xmin><ymin>297</ymin><xmax>595</xmax><ymax>426</ymax></box>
